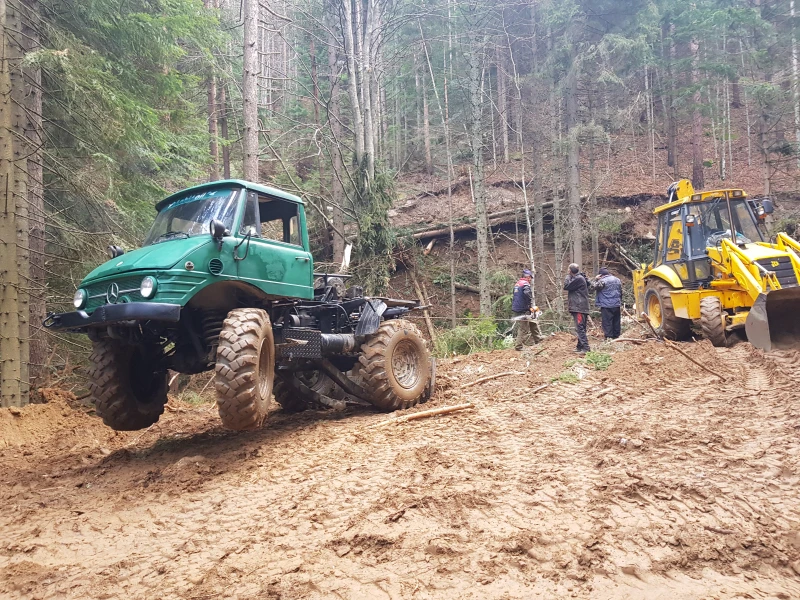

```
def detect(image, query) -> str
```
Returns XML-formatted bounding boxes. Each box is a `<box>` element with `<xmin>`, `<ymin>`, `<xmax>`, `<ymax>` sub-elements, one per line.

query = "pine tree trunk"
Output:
<box><xmin>422</xmin><ymin>65</ymin><xmax>433</xmax><ymax>175</ymax></box>
<box><xmin>242</xmin><ymin>0</ymin><xmax>259</xmax><ymax>180</ymax></box>
<box><xmin>22</xmin><ymin>0</ymin><xmax>45</xmax><ymax>388</ymax></box>
<box><xmin>565</xmin><ymin>63</ymin><xmax>582</xmax><ymax>268</ymax></box>
<box><xmin>690</xmin><ymin>39</ymin><xmax>704</xmax><ymax>190</ymax></box>
<box><xmin>0</xmin><ymin>0</ymin><xmax>31</xmax><ymax>407</ymax></box>
<box><xmin>497</xmin><ymin>46</ymin><xmax>510</xmax><ymax>164</ymax></box>
<box><xmin>467</xmin><ymin>36</ymin><xmax>491</xmax><ymax>316</ymax></box>
<box><xmin>217</xmin><ymin>82</ymin><xmax>230</xmax><ymax>179</ymax></box>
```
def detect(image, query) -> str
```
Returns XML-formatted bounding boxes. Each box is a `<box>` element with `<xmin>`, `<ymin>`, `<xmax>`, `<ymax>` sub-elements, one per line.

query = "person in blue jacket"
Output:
<box><xmin>592</xmin><ymin>267</ymin><xmax>623</xmax><ymax>339</ymax></box>
<box><xmin>511</xmin><ymin>269</ymin><xmax>543</xmax><ymax>350</ymax></box>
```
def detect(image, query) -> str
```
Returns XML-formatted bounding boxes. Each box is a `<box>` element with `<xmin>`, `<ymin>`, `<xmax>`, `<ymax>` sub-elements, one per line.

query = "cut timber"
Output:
<box><xmin>370</xmin><ymin>403</ymin><xmax>474</xmax><ymax>428</ymax></box>
<box><xmin>412</xmin><ymin>203</ymin><xmax>554</xmax><ymax>240</ymax></box>
<box><xmin>461</xmin><ymin>370</ymin><xmax>524</xmax><ymax>389</ymax></box>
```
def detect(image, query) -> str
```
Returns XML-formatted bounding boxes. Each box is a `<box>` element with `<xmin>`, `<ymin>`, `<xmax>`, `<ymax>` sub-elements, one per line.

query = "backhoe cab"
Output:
<box><xmin>633</xmin><ymin>180</ymin><xmax>800</xmax><ymax>351</ymax></box>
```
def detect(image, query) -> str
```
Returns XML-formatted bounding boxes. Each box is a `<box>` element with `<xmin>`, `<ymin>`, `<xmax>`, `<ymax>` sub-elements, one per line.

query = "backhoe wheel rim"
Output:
<box><xmin>258</xmin><ymin>338</ymin><xmax>271</xmax><ymax>398</ymax></box>
<box><xmin>392</xmin><ymin>339</ymin><xmax>421</xmax><ymax>389</ymax></box>
<box><xmin>647</xmin><ymin>293</ymin><xmax>663</xmax><ymax>327</ymax></box>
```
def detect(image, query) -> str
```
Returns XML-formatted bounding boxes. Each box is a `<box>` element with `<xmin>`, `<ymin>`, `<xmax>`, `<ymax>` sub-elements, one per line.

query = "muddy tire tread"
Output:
<box><xmin>700</xmin><ymin>296</ymin><xmax>730</xmax><ymax>347</ymax></box>
<box><xmin>87</xmin><ymin>339</ymin><xmax>166</xmax><ymax>431</ymax></box>
<box><xmin>645</xmin><ymin>278</ymin><xmax>691</xmax><ymax>341</ymax></box>
<box><xmin>358</xmin><ymin>319</ymin><xmax>429</xmax><ymax>412</ymax></box>
<box><xmin>215</xmin><ymin>309</ymin><xmax>274</xmax><ymax>430</ymax></box>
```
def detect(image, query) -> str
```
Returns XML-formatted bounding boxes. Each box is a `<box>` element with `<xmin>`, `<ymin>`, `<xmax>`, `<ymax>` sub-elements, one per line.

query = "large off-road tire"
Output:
<box><xmin>700</xmin><ymin>296</ymin><xmax>731</xmax><ymax>347</ymax></box>
<box><xmin>643</xmin><ymin>278</ymin><xmax>691</xmax><ymax>340</ymax></box>
<box><xmin>273</xmin><ymin>371</ymin><xmax>338</xmax><ymax>412</ymax></box>
<box><xmin>215</xmin><ymin>308</ymin><xmax>275</xmax><ymax>430</ymax></box>
<box><xmin>358</xmin><ymin>319</ymin><xmax>431</xmax><ymax>412</ymax></box>
<box><xmin>87</xmin><ymin>339</ymin><xmax>168</xmax><ymax>431</ymax></box>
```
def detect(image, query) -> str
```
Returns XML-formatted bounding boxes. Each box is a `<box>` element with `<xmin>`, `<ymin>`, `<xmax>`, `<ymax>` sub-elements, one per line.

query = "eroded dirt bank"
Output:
<box><xmin>1</xmin><ymin>334</ymin><xmax>800</xmax><ymax>599</ymax></box>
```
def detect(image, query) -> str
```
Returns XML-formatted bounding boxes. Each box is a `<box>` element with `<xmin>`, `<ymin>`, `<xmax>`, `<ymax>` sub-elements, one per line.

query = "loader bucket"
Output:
<box><xmin>745</xmin><ymin>288</ymin><xmax>800</xmax><ymax>351</ymax></box>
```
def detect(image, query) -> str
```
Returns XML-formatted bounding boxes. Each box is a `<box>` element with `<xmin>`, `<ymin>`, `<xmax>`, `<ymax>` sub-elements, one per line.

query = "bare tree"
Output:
<box><xmin>243</xmin><ymin>0</ymin><xmax>259</xmax><ymax>180</ymax></box>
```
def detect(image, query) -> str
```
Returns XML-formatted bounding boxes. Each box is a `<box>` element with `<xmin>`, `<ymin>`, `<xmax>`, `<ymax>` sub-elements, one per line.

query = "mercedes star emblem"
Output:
<box><xmin>106</xmin><ymin>282</ymin><xmax>119</xmax><ymax>304</ymax></box>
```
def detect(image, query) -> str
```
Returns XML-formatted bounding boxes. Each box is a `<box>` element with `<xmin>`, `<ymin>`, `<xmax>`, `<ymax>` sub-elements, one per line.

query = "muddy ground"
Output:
<box><xmin>1</xmin><ymin>333</ymin><xmax>800</xmax><ymax>599</ymax></box>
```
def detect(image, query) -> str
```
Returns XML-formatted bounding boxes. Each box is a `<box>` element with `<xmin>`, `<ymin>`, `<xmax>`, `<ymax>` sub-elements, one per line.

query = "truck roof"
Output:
<box><xmin>653</xmin><ymin>188</ymin><xmax>748</xmax><ymax>214</ymax></box>
<box><xmin>155</xmin><ymin>179</ymin><xmax>304</xmax><ymax>212</ymax></box>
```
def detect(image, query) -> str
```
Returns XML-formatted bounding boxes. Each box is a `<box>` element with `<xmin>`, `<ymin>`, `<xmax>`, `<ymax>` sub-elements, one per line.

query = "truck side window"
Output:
<box><xmin>258</xmin><ymin>196</ymin><xmax>302</xmax><ymax>246</ymax></box>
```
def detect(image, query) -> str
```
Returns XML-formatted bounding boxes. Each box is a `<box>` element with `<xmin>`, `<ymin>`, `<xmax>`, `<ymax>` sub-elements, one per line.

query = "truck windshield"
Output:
<box><xmin>144</xmin><ymin>188</ymin><xmax>240</xmax><ymax>246</ymax></box>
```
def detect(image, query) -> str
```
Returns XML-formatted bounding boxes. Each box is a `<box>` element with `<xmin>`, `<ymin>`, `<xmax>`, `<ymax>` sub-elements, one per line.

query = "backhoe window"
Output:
<box><xmin>730</xmin><ymin>201</ymin><xmax>762</xmax><ymax>244</ymax></box>
<box><xmin>144</xmin><ymin>188</ymin><xmax>240</xmax><ymax>246</ymax></box>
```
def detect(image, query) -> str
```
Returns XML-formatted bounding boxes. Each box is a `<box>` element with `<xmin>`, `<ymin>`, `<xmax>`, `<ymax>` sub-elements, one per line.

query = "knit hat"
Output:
<box><xmin>599</xmin><ymin>267</ymin><xmax>610</xmax><ymax>276</ymax></box>
<box><xmin>522</xmin><ymin>269</ymin><xmax>532</xmax><ymax>277</ymax></box>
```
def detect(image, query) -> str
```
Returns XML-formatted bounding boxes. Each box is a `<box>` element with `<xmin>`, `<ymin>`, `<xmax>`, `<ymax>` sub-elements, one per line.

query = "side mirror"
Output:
<box><xmin>107</xmin><ymin>245</ymin><xmax>125</xmax><ymax>258</ymax></box>
<box><xmin>210</xmin><ymin>219</ymin><xmax>227</xmax><ymax>239</ymax></box>
<box><xmin>761</xmin><ymin>198</ymin><xmax>774</xmax><ymax>215</ymax></box>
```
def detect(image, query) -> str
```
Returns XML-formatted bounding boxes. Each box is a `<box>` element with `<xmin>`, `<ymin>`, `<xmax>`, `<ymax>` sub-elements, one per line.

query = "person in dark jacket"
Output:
<box><xmin>564</xmin><ymin>263</ymin><xmax>591</xmax><ymax>353</ymax></box>
<box><xmin>511</xmin><ymin>269</ymin><xmax>543</xmax><ymax>350</ymax></box>
<box><xmin>592</xmin><ymin>267</ymin><xmax>622</xmax><ymax>339</ymax></box>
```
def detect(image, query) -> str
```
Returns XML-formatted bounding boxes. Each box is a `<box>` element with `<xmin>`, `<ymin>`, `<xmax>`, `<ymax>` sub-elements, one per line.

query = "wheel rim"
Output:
<box><xmin>392</xmin><ymin>339</ymin><xmax>421</xmax><ymax>389</ymax></box>
<box><xmin>257</xmin><ymin>338</ymin><xmax>271</xmax><ymax>398</ymax></box>
<box><xmin>647</xmin><ymin>293</ymin><xmax>663</xmax><ymax>327</ymax></box>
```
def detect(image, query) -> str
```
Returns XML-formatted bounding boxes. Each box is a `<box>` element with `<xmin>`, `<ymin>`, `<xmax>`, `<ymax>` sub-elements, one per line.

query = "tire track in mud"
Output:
<box><xmin>1</xmin><ymin>340</ymin><xmax>800</xmax><ymax>599</ymax></box>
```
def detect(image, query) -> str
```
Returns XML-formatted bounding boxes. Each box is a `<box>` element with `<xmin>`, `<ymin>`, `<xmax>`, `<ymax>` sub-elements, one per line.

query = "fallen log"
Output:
<box><xmin>455</xmin><ymin>282</ymin><xmax>479</xmax><ymax>294</ymax></box>
<box><xmin>411</xmin><ymin>203</ymin><xmax>555</xmax><ymax>240</ymax></box>
<box><xmin>461</xmin><ymin>370</ymin><xmax>525</xmax><ymax>389</ymax></box>
<box><xmin>370</xmin><ymin>403</ymin><xmax>474</xmax><ymax>428</ymax></box>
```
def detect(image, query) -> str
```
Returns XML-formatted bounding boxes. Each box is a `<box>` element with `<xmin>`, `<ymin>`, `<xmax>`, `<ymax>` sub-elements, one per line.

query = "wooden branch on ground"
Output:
<box><xmin>530</xmin><ymin>383</ymin><xmax>549</xmax><ymax>395</ymax></box>
<box><xmin>611</xmin><ymin>337</ymin><xmax>652</xmax><ymax>344</ymax></box>
<box><xmin>663</xmin><ymin>339</ymin><xmax>727</xmax><ymax>381</ymax></box>
<box><xmin>370</xmin><ymin>403</ymin><xmax>474</xmax><ymax>428</ymax></box>
<box><xmin>461</xmin><ymin>371</ymin><xmax>525</xmax><ymax>389</ymax></box>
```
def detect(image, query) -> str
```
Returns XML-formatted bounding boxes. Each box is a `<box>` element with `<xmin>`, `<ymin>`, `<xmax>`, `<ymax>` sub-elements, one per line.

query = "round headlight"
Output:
<box><xmin>140</xmin><ymin>276</ymin><xmax>157</xmax><ymax>299</ymax></box>
<box><xmin>73</xmin><ymin>289</ymin><xmax>87</xmax><ymax>309</ymax></box>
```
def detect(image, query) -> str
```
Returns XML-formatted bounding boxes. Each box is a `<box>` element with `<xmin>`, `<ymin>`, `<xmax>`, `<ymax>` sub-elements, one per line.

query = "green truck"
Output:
<box><xmin>45</xmin><ymin>180</ymin><xmax>434</xmax><ymax>431</ymax></box>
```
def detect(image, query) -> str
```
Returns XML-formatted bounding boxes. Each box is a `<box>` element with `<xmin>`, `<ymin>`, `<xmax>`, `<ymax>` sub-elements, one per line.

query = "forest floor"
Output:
<box><xmin>1</xmin><ymin>332</ymin><xmax>800</xmax><ymax>599</ymax></box>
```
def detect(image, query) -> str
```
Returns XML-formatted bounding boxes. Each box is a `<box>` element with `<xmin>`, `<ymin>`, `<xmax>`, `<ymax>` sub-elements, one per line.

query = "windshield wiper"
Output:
<box><xmin>154</xmin><ymin>231</ymin><xmax>190</xmax><ymax>243</ymax></box>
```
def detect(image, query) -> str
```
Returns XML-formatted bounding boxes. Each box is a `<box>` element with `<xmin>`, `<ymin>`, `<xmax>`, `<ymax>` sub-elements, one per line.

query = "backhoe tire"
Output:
<box><xmin>273</xmin><ymin>371</ymin><xmax>337</xmax><ymax>412</ymax></box>
<box><xmin>215</xmin><ymin>308</ymin><xmax>275</xmax><ymax>430</ymax></box>
<box><xmin>700</xmin><ymin>296</ymin><xmax>731</xmax><ymax>347</ymax></box>
<box><xmin>643</xmin><ymin>278</ymin><xmax>691</xmax><ymax>340</ymax></box>
<box><xmin>359</xmin><ymin>319</ymin><xmax>431</xmax><ymax>412</ymax></box>
<box><xmin>87</xmin><ymin>339</ymin><xmax>168</xmax><ymax>431</ymax></box>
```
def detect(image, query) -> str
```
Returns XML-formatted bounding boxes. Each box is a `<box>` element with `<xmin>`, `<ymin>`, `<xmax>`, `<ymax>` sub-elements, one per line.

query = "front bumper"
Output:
<box><xmin>43</xmin><ymin>302</ymin><xmax>181</xmax><ymax>332</ymax></box>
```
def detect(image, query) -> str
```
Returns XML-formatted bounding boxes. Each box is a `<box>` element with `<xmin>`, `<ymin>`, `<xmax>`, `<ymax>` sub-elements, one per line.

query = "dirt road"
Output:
<box><xmin>1</xmin><ymin>334</ymin><xmax>800</xmax><ymax>599</ymax></box>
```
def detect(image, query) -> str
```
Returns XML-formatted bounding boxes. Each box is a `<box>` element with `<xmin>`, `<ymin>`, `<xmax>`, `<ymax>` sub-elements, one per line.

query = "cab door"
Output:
<box><xmin>236</xmin><ymin>191</ymin><xmax>313</xmax><ymax>299</ymax></box>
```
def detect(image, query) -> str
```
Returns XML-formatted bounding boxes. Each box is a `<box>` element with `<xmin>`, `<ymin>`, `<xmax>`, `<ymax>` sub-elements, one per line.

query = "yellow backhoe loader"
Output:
<box><xmin>633</xmin><ymin>180</ymin><xmax>800</xmax><ymax>351</ymax></box>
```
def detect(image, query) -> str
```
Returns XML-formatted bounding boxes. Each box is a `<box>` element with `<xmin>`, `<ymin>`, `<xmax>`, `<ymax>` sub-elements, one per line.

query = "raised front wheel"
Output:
<box><xmin>87</xmin><ymin>339</ymin><xmax>168</xmax><ymax>431</ymax></box>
